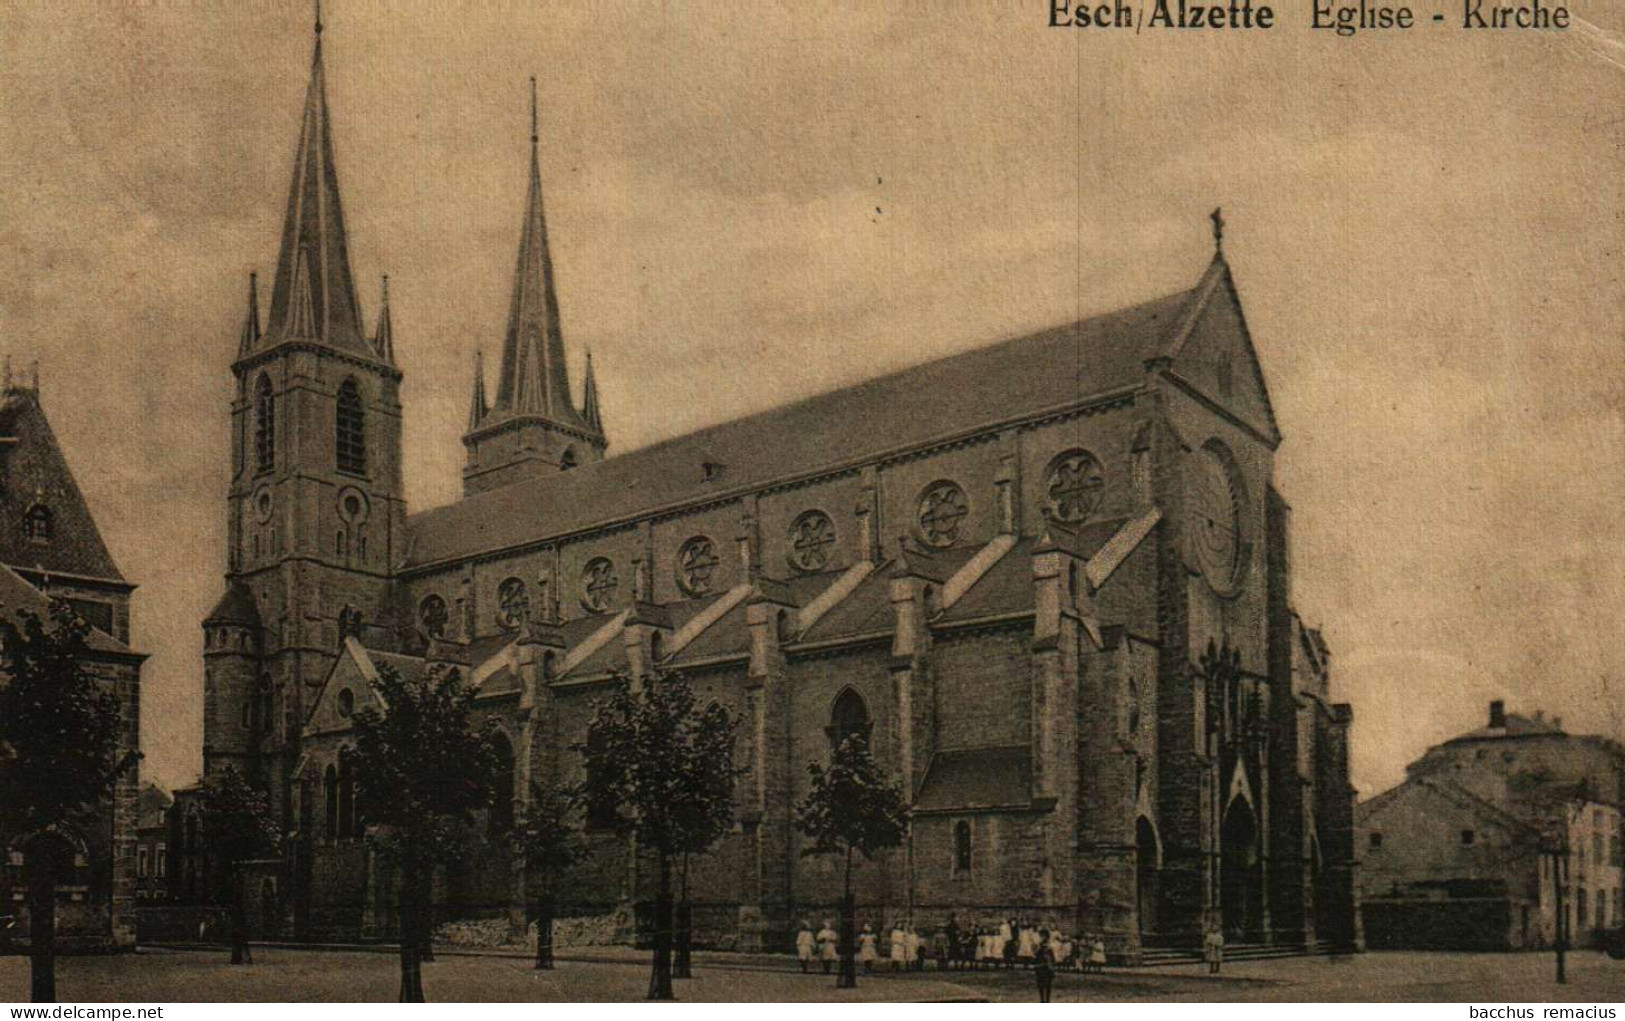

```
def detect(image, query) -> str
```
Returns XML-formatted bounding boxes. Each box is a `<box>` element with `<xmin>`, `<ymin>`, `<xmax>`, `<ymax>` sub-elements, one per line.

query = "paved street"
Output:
<box><xmin>1</xmin><ymin>947</ymin><xmax>1621</xmax><ymax>1003</ymax></box>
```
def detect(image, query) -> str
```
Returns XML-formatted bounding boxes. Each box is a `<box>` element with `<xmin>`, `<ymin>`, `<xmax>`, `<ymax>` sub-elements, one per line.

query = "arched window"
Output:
<box><xmin>337</xmin><ymin>750</ymin><xmax>356</xmax><ymax>839</ymax></box>
<box><xmin>488</xmin><ymin>732</ymin><xmax>515</xmax><ymax>835</ymax></box>
<box><xmin>23</xmin><ymin>505</ymin><xmax>52</xmax><ymax>543</ymax></box>
<box><xmin>323</xmin><ymin>765</ymin><xmax>339</xmax><ymax>841</ymax></box>
<box><xmin>560</xmin><ymin>447</ymin><xmax>577</xmax><ymax>471</ymax></box>
<box><xmin>255</xmin><ymin>374</ymin><xmax>275</xmax><ymax>474</ymax></box>
<box><xmin>827</xmin><ymin>688</ymin><xmax>871</xmax><ymax>751</ymax></box>
<box><xmin>954</xmin><ymin>820</ymin><xmax>973</xmax><ymax>873</ymax></box>
<box><xmin>336</xmin><ymin>378</ymin><xmax>366</xmax><ymax>475</ymax></box>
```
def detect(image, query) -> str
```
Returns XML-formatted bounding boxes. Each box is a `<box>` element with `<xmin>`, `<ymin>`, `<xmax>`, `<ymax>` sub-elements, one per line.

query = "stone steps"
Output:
<box><xmin>1137</xmin><ymin>940</ymin><xmax>1342</xmax><ymax>966</ymax></box>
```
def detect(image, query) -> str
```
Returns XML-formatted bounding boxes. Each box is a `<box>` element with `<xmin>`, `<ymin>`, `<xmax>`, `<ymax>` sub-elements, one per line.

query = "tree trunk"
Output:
<box><xmin>534</xmin><ymin>890</ymin><xmax>554</xmax><ymax>970</ymax></box>
<box><xmin>674</xmin><ymin>854</ymin><xmax>692</xmax><ymax>979</ymax></box>
<box><xmin>419</xmin><ymin>883</ymin><xmax>435</xmax><ymax>964</ymax></box>
<box><xmin>837</xmin><ymin>846</ymin><xmax>857</xmax><ymax>988</ymax></box>
<box><xmin>25</xmin><ymin>842</ymin><xmax>57</xmax><ymax>1004</ymax></box>
<box><xmin>398</xmin><ymin>860</ymin><xmax>425</xmax><ymax>1003</ymax></box>
<box><xmin>229</xmin><ymin>862</ymin><xmax>250</xmax><ymax>965</ymax></box>
<box><xmin>647</xmin><ymin>855</ymin><xmax>675</xmax><ymax>1001</ymax></box>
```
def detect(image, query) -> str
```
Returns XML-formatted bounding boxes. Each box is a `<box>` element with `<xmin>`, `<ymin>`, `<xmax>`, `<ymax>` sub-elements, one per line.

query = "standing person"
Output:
<box><xmin>817</xmin><ymin>918</ymin><xmax>839</xmax><ymax>975</ymax></box>
<box><xmin>858</xmin><ymin>922</ymin><xmax>878</xmax><ymax>974</ymax></box>
<box><xmin>932</xmin><ymin>925</ymin><xmax>949</xmax><ymax>970</ymax></box>
<box><xmin>1203</xmin><ymin>927</ymin><xmax>1224</xmax><ymax>976</ymax></box>
<box><xmin>1034</xmin><ymin>929</ymin><xmax>1057</xmax><ymax>1003</ymax></box>
<box><xmin>889</xmin><ymin>920</ymin><xmax>907</xmax><ymax>972</ymax></box>
<box><xmin>795</xmin><ymin>921</ymin><xmax>815</xmax><ymax>974</ymax></box>
<box><xmin>1002</xmin><ymin>917</ymin><xmax>1018</xmax><ymax>969</ymax></box>
<box><xmin>944</xmin><ymin>914</ymin><xmax>961</xmax><ymax>971</ymax></box>
<box><xmin>1090</xmin><ymin>934</ymin><xmax>1107</xmax><ymax>974</ymax></box>
<box><xmin>1017</xmin><ymin>920</ymin><xmax>1037</xmax><ymax>967</ymax></box>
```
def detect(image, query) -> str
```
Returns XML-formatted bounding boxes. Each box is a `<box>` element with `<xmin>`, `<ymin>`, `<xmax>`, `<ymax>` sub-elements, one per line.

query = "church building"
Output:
<box><xmin>197</xmin><ymin>14</ymin><xmax>1360</xmax><ymax>959</ymax></box>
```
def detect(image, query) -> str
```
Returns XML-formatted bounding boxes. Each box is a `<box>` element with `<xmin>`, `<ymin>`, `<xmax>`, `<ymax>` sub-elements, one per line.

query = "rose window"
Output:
<box><xmin>677</xmin><ymin>536</ymin><xmax>720</xmax><ymax>596</ymax></box>
<box><xmin>789</xmin><ymin>511</ymin><xmax>836</xmax><ymax>573</ymax></box>
<box><xmin>581</xmin><ymin>558</ymin><xmax>618</xmax><ymax>613</ymax></box>
<box><xmin>418</xmin><ymin>595</ymin><xmax>448</xmax><ymax>639</ymax></box>
<box><xmin>496</xmin><ymin>577</ymin><xmax>529</xmax><ymax>630</ymax></box>
<box><xmin>916</xmin><ymin>481</ymin><xmax>968</xmax><ymax>549</ymax></box>
<box><xmin>1043</xmin><ymin>450</ymin><xmax>1105</xmax><ymax>525</ymax></box>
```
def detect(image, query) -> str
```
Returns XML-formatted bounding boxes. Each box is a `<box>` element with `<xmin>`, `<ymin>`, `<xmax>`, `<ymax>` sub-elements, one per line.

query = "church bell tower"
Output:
<box><xmin>462</xmin><ymin>78</ymin><xmax>606</xmax><ymax>496</ymax></box>
<box><xmin>204</xmin><ymin>9</ymin><xmax>405</xmax><ymax>797</ymax></box>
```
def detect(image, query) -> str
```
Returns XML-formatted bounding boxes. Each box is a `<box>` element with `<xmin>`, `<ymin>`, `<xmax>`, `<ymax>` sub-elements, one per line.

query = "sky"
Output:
<box><xmin>1</xmin><ymin>1</ymin><xmax>1622</xmax><ymax>798</ymax></box>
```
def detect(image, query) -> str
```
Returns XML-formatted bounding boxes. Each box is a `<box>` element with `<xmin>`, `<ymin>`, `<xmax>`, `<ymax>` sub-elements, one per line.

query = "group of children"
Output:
<box><xmin>793</xmin><ymin>917</ymin><xmax>1110</xmax><ymax>975</ymax></box>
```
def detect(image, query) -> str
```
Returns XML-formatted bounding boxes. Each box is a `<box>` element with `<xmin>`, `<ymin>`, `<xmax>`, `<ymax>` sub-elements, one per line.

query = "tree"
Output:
<box><xmin>0</xmin><ymin>601</ymin><xmax>131</xmax><ymax>1003</ymax></box>
<box><xmin>512</xmin><ymin>782</ymin><xmax>579</xmax><ymax>970</ymax></box>
<box><xmin>576</xmin><ymin>671</ymin><xmax>743</xmax><ymax>1000</ymax></box>
<box><xmin>194</xmin><ymin>767</ymin><xmax>278</xmax><ymax>964</ymax></box>
<box><xmin>794</xmin><ymin>735</ymin><xmax>908</xmax><ymax>988</ymax></box>
<box><xmin>350</xmin><ymin>663</ymin><xmax>500</xmax><ymax>1002</ymax></box>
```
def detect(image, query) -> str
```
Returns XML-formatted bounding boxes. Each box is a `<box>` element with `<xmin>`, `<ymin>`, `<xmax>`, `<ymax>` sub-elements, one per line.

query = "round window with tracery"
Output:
<box><xmin>1043</xmin><ymin>449</ymin><xmax>1105</xmax><ymax>525</ymax></box>
<box><xmin>676</xmin><ymin>536</ymin><xmax>719</xmax><ymax>596</ymax></box>
<box><xmin>788</xmin><ymin>511</ymin><xmax>836</xmax><ymax>573</ymax></box>
<box><xmin>496</xmin><ymin>577</ymin><xmax>529</xmax><ymax>630</ymax></box>
<box><xmin>581</xmin><ymin>558</ymin><xmax>618</xmax><ymax>613</ymax></box>
<box><xmin>915</xmin><ymin>481</ymin><xmax>968</xmax><ymax>549</ymax></box>
<box><xmin>419</xmin><ymin>595</ymin><xmax>449</xmax><ymax>638</ymax></box>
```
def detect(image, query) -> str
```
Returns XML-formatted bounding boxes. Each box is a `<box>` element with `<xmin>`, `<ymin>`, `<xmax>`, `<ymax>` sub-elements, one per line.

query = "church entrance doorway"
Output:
<box><xmin>1136</xmin><ymin>817</ymin><xmax>1160</xmax><ymax>940</ymax></box>
<box><xmin>1220</xmin><ymin>799</ymin><xmax>1260</xmax><ymax>940</ymax></box>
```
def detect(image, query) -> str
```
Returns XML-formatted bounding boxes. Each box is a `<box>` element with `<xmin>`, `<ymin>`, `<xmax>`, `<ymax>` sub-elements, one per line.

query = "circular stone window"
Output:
<box><xmin>676</xmin><ymin>536</ymin><xmax>719</xmax><ymax>596</ymax></box>
<box><xmin>581</xmin><ymin>558</ymin><xmax>618</xmax><ymax>613</ymax></box>
<box><xmin>788</xmin><ymin>510</ymin><xmax>836</xmax><ymax>573</ymax></box>
<box><xmin>418</xmin><ymin>595</ymin><xmax>448</xmax><ymax>638</ymax></box>
<box><xmin>337</xmin><ymin>488</ymin><xmax>369</xmax><ymax>524</ymax></box>
<box><xmin>1043</xmin><ymin>449</ymin><xmax>1105</xmax><ymax>525</ymax></box>
<box><xmin>915</xmin><ymin>481</ymin><xmax>968</xmax><ymax>549</ymax></box>
<box><xmin>254</xmin><ymin>489</ymin><xmax>274</xmax><ymax>523</ymax></box>
<box><xmin>1186</xmin><ymin>443</ymin><xmax>1249</xmax><ymax>595</ymax></box>
<box><xmin>496</xmin><ymin>577</ymin><xmax>529</xmax><ymax>629</ymax></box>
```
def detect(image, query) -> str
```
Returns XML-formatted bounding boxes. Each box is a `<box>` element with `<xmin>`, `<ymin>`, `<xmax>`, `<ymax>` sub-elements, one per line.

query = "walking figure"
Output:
<box><xmin>1204</xmin><ymin>927</ymin><xmax>1225</xmax><ymax>976</ymax></box>
<box><xmin>1034</xmin><ymin>929</ymin><xmax>1057</xmax><ymax>1002</ymax></box>
<box><xmin>858</xmin><ymin>923</ymin><xmax>878</xmax><ymax>973</ymax></box>
<box><xmin>795</xmin><ymin>921</ymin><xmax>815</xmax><ymax>973</ymax></box>
<box><xmin>817</xmin><ymin>919</ymin><xmax>839</xmax><ymax>975</ymax></box>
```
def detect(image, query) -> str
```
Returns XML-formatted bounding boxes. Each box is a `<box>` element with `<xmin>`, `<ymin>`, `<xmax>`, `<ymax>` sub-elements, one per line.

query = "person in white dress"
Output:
<box><xmin>996</xmin><ymin>917</ymin><xmax>1014</xmax><ymax>968</ymax></box>
<box><xmin>795</xmin><ymin>921</ymin><xmax>815</xmax><ymax>973</ymax></box>
<box><xmin>816</xmin><ymin>919</ymin><xmax>839</xmax><ymax>974</ymax></box>
<box><xmin>1091</xmin><ymin>934</ymin><xmax>1107</xmax><ymax>973</ymax></box>
<box><xmin>890</xmin><ymin>922</ymin><xmax>907</xmax><ymax>971</ymax></box>
<box><xmin>1016</xmin><ymin>921</ymin><xmax>1037</xmax><ymax>965</ymax></box>
<box><xmin>857</xmin><ymin>923</ymin><xmax>878</xmax><ymax>973</ymax></box>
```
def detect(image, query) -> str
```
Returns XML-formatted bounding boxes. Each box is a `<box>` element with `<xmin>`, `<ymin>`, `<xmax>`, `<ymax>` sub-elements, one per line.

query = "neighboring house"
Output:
<box><xmin>1358</xmin><ymin>701</ymin><xmax>1625</xmax><ymax>950</ymax></box>
<box><xmin>135</xmin><ymin>784</ymin><xmax>171</xmax><ymax>902</ymax></box>
<box><xmin>0</xmin><ymin>377</ymin><xmax>146</xmax><ymax>950</ymax></box>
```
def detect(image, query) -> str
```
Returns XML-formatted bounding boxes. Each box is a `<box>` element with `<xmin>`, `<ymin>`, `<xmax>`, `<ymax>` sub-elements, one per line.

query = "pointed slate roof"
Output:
<box><xmin>260</xmin><ymin>20</ymin><xmax>368</xmax><ymax>355</ymax></box>
<box><xmin>204</xmin><ymin>580</ymin><xmax>260</xmax><ymax>628</ymax></box>
<box><xmin>0</xmin><ymin>387</ymin><xmax>124</xmax><ymax>582</ymax></box>
<box><xmin>485</xmin><ymin>79</ymin><xmax>593</xmax><ymax>433</ymax></box>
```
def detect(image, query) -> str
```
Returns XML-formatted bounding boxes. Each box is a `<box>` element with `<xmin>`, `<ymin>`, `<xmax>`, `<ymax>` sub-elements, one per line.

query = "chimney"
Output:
<box><xmin>1488</xmin><ymin>700</ymin><xmax>1506</xmax><ymax>729</ymax></box>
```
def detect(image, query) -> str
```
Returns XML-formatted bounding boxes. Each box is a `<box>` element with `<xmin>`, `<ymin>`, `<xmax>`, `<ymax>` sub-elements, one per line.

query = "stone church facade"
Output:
<box><xmin>196</xmin><ymin>17</ymin><xmax>1360</xmax><ymax>958</ymax></box>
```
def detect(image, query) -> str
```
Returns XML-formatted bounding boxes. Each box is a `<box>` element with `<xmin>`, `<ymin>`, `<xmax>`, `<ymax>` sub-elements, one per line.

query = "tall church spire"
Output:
<box><xmin>489</xmin><ymin>76</ymin><xmax>588</xmax><ymax>431</ymax></box>
<box><xmin>263</xmin><ymin>4</ymin><xmax>368</xmax><ymax>354</ymax></box>
<box><xmin>373</xmin><ymin>274</ymin><xmax>395</xmax><ymax>364</ymax></box>
<box><xmin>468</xmin><ymin>350</ymin><xmax>489</xmax><ymax>431</ymax></box>
<box><xmin>581</xmin><ymin>349</ymin><xmax>603</xmax><ymax>434</ymax></box>
<box><xmin>237</xmin><ymin>272</ymin><xmax>262</xmax><ymax>359</ymax></box>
